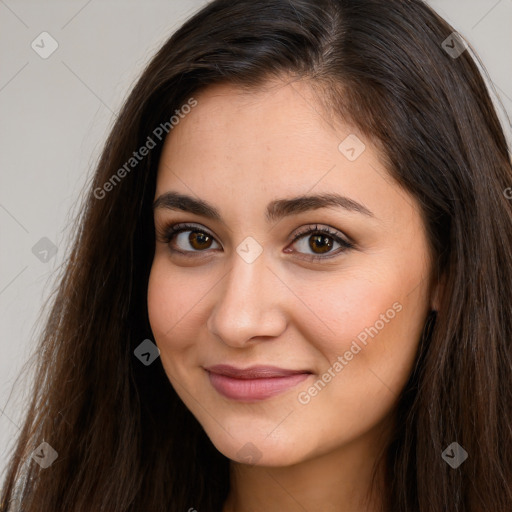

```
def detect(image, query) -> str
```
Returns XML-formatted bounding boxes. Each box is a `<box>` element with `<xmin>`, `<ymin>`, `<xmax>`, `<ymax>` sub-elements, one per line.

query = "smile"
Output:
<box><xmin>204</xmin><ymin>365</ymin><xmax>312</xmax><ymax>401</ymax></box>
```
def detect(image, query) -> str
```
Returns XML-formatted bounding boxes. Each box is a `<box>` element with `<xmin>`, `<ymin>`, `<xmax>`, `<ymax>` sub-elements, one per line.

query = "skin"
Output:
<box><xmin>147</xmin><ymin>78</ymin><xmax>442</xmax><ymax>512</ymax></box>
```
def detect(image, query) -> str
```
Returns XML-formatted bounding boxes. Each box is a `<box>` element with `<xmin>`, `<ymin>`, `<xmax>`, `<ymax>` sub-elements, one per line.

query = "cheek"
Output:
<box><xmin>147</xmin><ymin>259</ymin><xmax>202</xmax><ymax>352</ymax></box>
<box><xmin>292</xmin><ymin>273</ymin><xmax>400</xmax><ymax>352</ymax></box>
<box><xmin>290</xmin><ymin>275</ymin><xmax>427</xmax><ymax>445</ymax></box>
<box><xmin>292</xmin><ymin>267</ymin><xmax>428</xmax><ymax>391</ymax></box>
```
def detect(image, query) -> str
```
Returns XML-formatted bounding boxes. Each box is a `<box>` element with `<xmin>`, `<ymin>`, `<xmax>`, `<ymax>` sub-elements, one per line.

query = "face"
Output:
<box><xmin>147</xmin><ymin>78</ymin><xmax>439</xmax><ymax>467</ymax></box>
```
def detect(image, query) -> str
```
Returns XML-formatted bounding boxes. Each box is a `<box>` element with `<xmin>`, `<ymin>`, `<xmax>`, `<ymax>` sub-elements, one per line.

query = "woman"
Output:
<box><xmin>1</xmin><ymin>0</ymin><xmax>511</xmax><ymax>510</ymax></box>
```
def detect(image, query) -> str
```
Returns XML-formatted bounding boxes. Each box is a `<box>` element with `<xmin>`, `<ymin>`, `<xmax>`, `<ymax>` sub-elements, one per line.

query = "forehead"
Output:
<box><xmin>154</xmin><ymin>78</ymin><xmax>421</xmax><ymax>236</ymax></box>
<box><xmin>157</xmin><ymin>79</ymin><xmax>366</xmax><ymax>187</ymax></box>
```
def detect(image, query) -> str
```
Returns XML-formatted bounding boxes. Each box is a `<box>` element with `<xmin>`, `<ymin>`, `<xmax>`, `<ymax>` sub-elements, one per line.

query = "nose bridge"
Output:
<box><xmin>207</xmin><ymin>247</ymin><xmax>287</xmax><ymax>346</ymax></box>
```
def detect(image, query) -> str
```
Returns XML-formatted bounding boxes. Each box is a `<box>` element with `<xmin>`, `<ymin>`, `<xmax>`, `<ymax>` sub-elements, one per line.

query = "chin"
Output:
<box><xmin>203</xmin><ymin>427</ymin><xmax>312</xmax><ymax>467</ymax></box>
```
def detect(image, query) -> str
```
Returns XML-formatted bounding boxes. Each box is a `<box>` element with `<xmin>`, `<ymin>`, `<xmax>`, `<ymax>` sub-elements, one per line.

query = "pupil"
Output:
<box><xmin>190</xmin><ymin>231</ymin><xmax>211</xmax><ymax>249</ymax></box>
<box><xmin>310</xmin><ymin>234</ymin><xmax>332</xmax><ymax>254</ymax></box>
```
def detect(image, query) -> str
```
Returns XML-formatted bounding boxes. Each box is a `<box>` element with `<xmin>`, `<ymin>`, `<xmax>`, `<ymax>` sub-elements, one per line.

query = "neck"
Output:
<box><xmin>222</xmin><ymin>418</ymin><xmax>392</xmax><ymax>512</ymax></box>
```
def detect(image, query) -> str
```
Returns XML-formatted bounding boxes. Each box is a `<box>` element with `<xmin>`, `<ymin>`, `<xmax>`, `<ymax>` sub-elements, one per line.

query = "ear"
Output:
<box><xmin>430</xmin><ymin>271</ymin><xmax>446</xmax><ymax>312</ymax></box>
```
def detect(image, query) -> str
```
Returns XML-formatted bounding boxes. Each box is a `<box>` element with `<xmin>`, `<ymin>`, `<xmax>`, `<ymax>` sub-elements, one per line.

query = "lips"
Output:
<box><xmin>204</xmin><ymin>364</ymin><xmax>312</xmax><ymax>401</ymax></box>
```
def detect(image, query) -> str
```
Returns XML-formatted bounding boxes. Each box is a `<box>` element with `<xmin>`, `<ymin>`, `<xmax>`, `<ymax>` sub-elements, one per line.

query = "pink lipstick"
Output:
<box><xmin>204</xmin><ymin>364</ymin><xmax>312</xmax><ymax>401</ymax></box>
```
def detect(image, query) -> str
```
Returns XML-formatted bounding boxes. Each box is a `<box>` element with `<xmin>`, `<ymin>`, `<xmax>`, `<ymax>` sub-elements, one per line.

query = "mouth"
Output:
<box><xmin>204</xmin><ymin>364</ymin><xmax>313</xmax><ymax>402</ymax></box>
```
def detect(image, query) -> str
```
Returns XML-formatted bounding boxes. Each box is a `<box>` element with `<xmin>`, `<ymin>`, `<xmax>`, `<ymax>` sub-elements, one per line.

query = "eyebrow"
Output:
<box><xmin>152</xmin><ymin>191</ymin><xmax>374</xmax><ymax>222</ymax></box>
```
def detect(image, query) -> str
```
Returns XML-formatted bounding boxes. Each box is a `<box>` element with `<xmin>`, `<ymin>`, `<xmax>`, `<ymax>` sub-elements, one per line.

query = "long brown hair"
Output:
<box><xmin>2</xmin><ymin>0</ymin><xmax>511</xmax><ymax>510</ymax></box>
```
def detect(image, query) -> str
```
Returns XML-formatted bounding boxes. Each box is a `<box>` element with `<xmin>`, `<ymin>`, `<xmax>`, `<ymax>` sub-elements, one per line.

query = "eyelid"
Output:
<box><xmin>157</xmin><ymin>222</ymin><xmax>219</xmax><ymax>252</ymax></box>
<box><xmin>287</xmin><ymin>224</ymin><xmax>354</xmax><ymax>261</ymax></box>
<box><xmin>290</xmin><ymin>223</ymin><xmax>353</xmax><ymax>246</ymax></box>
<box><xmin>158</xmin><ymin>221</ymin><xmax>354</xmax><ymax>260</ymax></box>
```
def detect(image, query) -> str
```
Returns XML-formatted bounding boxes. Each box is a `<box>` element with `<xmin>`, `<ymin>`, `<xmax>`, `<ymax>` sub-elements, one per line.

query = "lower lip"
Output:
<box><xmin>207</xmin><ymin>371</ymin><xmax>311</xmax><ymax>401</ymax></box>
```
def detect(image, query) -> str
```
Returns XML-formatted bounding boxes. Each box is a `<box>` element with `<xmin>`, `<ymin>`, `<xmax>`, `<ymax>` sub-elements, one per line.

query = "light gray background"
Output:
<box><xmin>1</xmin><ymin>0</ymin><xmax>511</xmax><ymax>479</ymax></box>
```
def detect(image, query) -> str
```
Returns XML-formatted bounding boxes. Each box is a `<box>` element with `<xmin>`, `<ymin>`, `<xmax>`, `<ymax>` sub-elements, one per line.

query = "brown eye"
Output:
<box><xmin>188</xmin><ymin>230</ymin><xmax>214</xmax><ymax>250</ymax></box>
<box><xmin>290</xmin><ymin>225</ymin><xmax>353</xmax><ymax>261</ymax></box>
<box><xmin>162</xmin><ymin>223</ymin><xmax>220</xmax><ymax>255</ymax></box>
<box><xmin>307</xmin><ymin>234</ymin><xmax>334</xmax><ymax>254</ymax></box>
<box><xmin>160</xmin><ymin>222</ymin><xmax>353</xmax><ymax>262</ymax></box>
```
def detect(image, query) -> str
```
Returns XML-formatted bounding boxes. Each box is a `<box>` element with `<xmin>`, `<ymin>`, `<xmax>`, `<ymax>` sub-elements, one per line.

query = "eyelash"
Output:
<box><xmin>158</xmin><ymin>222</ymin><xmax>354</xmax><ymax>262</ymax></box>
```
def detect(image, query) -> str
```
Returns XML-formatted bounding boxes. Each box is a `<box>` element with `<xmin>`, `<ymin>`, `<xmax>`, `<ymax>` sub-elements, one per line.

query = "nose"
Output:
<box><xmin>206</xmin><ymin>250</ymin><xmax>288</xmax><ymax>348</ymax></box>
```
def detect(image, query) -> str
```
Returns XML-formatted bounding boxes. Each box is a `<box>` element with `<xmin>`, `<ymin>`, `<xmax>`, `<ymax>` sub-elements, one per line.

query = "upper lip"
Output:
<box><xmin>204</xmin><ymin>364</ymin><xmax>312</xmax><ymax>379</ymax></box>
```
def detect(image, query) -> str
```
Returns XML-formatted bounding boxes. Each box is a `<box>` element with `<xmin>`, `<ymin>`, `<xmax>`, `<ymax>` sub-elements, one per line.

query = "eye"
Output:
<box><xmin>157</xmin><ymin>222</ymin><xmax>354</xmax><ymax>261</ymax></box>
<box><xmin>287</xmin><ymin>224</ymin><xmax>354</xmax><ymax>261</ymax></box>
<box><xmin>159</xmin><ymin>223</ymin><xmax>220</xmax><ymax>256</ymax></box>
